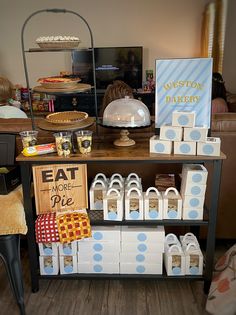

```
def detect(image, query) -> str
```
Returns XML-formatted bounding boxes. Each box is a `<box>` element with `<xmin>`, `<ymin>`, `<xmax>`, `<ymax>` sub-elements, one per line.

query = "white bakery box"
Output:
<box><xmin>150</xmin><ymin>135</ymin><xmax>172</xmax><ymax>154</ymax></box>
<box><xmin>162</xmin><ymin>187</ymin><xmax>182</xmax><ymax>220</ymax></box>
<box><xmin>181</xmin><ymin>164</ymin><xmax>208</xmax><ymax>186</ymax></box>
<box><xmin>197</xmin><ymin>137</ymin><xmax>221</xmax><ymax>156</ymax></box>
<box><xmin>88</xmin><ymin>226</ymin><xmax>121</xmax><ymax>242</ymax></box>
<box><xmin>172</xmin><ymin>110</ymin><xmax>196</xmax><ymax>128</ymax></box>
<box><xmin>59</xmin><ymin>255</ymin><xmax>78</xmax><ymax>274</ymax></box>
<box><xmin>58</xmin><ymin>240</ymin><xmax>77</xmax><ymax>256</ymax></box>
<box><xmin>174</xmin><ymin>141</ymin><xmax>196</xmax><ymax>155</ymax></box>
<box><xmin>180</xmin><ymin>180</ymin><xmax>206</xmax><ymax>197</ymax></box>
<box><xmin>78</xmin><ymin>240</ymin><xmax>120</xmax><ymax>253</ymax></box>
<box><xmin>182</xmin><ymin>206</ymin><xmax>204</xmax><ymax>220</ymax></box>
<box><xmin>38</xmin><ymin>242</ymin><xmax>59</xmax><ymax>256</ymax></box>
<box><xmin>89</xmin><ymin>179</ymin><xmax>107</xmax><ymax>210</ymax></box>
<box><xmin>144</xmin><ymin>187</ymin><xmax>163</xmax><ymax>220</ymax></box>
<box><xmin>39</xmin><ymin>255</ymin><xmax>59</xmax><ymax>275</ymax></box>
<box><xmin>120</xmin><ymin>262</ymin><xmax>163</xmax><ymax>274</ymax></box>
<box><xmin>183</xmin><ymin>126</ymin><xmax>208</xmax><ymax>142</ymax></box>
<box><xmin>77</xmin><ymin>251</ymin><xmax>120</xmax><ymax>273</ymax></box>
<box><xmin>160</xmin><ymin>125</ymin><xmax>183</xmax><ymax>141</ymax></box>
<box><xmin>183</xmin><ymin>243</ymin><xmax>203</xmax><ymax>275</ymax></box>
<box><xmin>125</xmin><ymin>187</ymin><xmax>144</xmax><ymax>220</ymax></box>
<box><xmin>103</xmin><ymin>188</ymin><xmax>124</xmax><ymax>221</ymax></box>
<box><xmin>121</xmin><ymin>226</ymin><xmax>165</xmax><ymax>244</ymax></box>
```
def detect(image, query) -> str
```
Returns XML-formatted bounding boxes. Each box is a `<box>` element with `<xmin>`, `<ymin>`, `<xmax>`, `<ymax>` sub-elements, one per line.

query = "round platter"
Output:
<box><xmin>38</xmin><ymin>116</ymin><xmax>95</xmax><ymax>131</ymax></box>
<box><xmin>33</xmin><ymin>83</ymin><xmax>92</xmax><ymax>94</ymax></box>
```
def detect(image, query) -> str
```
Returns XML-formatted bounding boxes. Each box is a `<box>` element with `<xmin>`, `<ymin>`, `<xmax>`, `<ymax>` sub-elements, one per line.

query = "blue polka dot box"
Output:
<box><xmin>150</xmin><ymin>135</ymin><xmax>172</xmax><ymax>154</ymax></box>
<box><xmin>197</xmin><ymin>137</ymin><xmax>221</xmax><ymax>157</ymax></box>
<box><xmin>182</xmin><ymin>164</ymin><xmax>208</xmax><ymax>186</ymax></box>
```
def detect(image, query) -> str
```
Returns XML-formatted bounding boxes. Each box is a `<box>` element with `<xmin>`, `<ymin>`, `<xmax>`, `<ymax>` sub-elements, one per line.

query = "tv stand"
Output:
<box><xmin>54</xmin><ymin>90</ymin><xmax>155</xmax><ymax>116</ymax></box>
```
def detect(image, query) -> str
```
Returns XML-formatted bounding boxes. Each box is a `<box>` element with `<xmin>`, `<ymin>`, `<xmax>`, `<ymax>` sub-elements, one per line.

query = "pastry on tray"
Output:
<box><xmin>36</xmin><ymin>36</ymin><xmax>80</xmax><ymax>49</ymax></box>
<box><xmin>45</xmin><ymin>111</ymin><xmax>88</xmax><ymax>125</ymax></box>
<box><xmin>37</xmin><ymin>76</ymin><xmax>81</xmax><ymax>89</ymax></box>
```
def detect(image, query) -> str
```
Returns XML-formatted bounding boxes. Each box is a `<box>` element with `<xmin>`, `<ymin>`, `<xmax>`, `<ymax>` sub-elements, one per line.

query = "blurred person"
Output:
<box><xmin>0</xmin><ymin>76</ymin><xmax>27</xmax><ymax>118</ymax></box>
<box><xmin>211</xmin><ymin>72</ymin><xmax>228</xmax><ymax>114</ymax></box>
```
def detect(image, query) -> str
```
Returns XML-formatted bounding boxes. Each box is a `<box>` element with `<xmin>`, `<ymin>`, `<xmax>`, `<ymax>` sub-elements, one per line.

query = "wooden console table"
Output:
<box><xmin>16</xmin><ymin>138</ymin><xmax>225</xmax><ymax>293</ymax></box>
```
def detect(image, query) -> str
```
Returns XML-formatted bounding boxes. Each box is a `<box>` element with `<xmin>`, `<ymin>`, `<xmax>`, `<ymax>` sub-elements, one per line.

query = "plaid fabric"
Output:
<box><xmin>35</xmin><ymin>213</ymin><xmax>59</xmax><ymax>243</ymax></box>
<box><xmin>56</xmin><ymin>212</ymin><xmax>91</xmax><ymax>244</ymax></box>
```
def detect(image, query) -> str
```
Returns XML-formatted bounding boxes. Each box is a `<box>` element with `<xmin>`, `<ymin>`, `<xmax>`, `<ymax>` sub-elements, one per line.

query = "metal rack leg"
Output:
<box><xmin>21</xmin><ymin>164</ymin><xmax>39</xmax><ymax>292</ymax></box>
<box><xmin>204</xmin><ymin>159</ymin><xmax>222</xmax><ymax>294</ymax></box>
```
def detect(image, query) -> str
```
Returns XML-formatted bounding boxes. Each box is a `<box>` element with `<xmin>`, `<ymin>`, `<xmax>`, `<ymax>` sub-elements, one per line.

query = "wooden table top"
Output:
<box><xmin>16</xmin><ymin>138</ymin><xmax>226</xmax><ymax>163</ymax></box>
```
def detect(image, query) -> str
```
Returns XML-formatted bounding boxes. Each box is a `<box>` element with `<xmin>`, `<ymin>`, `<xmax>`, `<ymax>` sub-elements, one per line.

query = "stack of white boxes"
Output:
<box><xmin>150</xmin><ymin>110</ymin><xmax>221</xmax><ymax>156</ymax></box>
<box><xmin>77</xmin><ymin>226</ymin><xmax>120</xmax><ymax>274</ymax></box>
<box><xmin>58</xmin><ymin>241</ymin><xmax>78</xmax><ymax>274</ymax></box>
<box><xmin>120</xmin><ymin>226</ymin><xmax>165</xmax><ymax>274</ymax></box>
<box><xmin>38</xmin><ymin>242</ymin><xmax>59</xmax><ymax>275</ymax></box>
<box><xmin>181</xmin><ymin>164</ymin><xmax>208</xmax><ymax>220</ymax></box>
<box><xmin>164</xmin><ymin>233</ymin><xmax>185</xmax><ymax>276</ymax></box>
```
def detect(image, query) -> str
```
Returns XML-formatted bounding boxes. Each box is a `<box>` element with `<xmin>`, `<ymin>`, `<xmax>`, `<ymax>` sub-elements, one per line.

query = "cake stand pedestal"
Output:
<box><xmin>113</xmin><ymin>129</ymin><xmax>135</xmax><ymax>147</ymax></box>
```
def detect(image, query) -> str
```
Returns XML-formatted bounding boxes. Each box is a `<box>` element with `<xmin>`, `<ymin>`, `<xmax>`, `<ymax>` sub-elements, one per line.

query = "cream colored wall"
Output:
<box><xmin>1</xmin><ymin>0</ymin><xmax>207</xmax><ymax>87</ymax></box>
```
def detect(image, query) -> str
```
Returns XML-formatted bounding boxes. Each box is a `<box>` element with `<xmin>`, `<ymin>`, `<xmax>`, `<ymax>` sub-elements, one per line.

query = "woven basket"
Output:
<box><xmin>37</xmin><ymin>41</ymin><xmax>80</xmax><ymax>49</ymax></box>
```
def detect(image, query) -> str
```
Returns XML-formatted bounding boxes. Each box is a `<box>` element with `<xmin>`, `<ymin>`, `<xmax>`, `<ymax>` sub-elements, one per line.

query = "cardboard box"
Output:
<box><xmin>197</xmin><ymin>137</ymin><xmax>221</xmax><ymax>156</ymax></box>
<box><xmin>120</xmin><ymin>252</ymin><xmax>163</xmax><ymax>264</ymax></box>
<box><xmin>183</xmin><ymin>126</ymin><xmax>208</xmax><ymax>142</ymax></box>
<box><xmin>150</xmin><ymin>135</ymin><xmax>172</xmax><ymax>154</ymax></box>
<box><xmin>89</xmin><ymin>179</ymin><xmax>107</xmax><ymax>210</ymax></box>
<box><xmin>38</xmin><ymin>242</ymin><xmax>59</xmax><ymax>256</ymax></box>
<box><xmin>182</xmin><ymin>164</ymin><xmax>208</xmax><ymax>185</ymax></box>
<box><xmin>103</xmin><ymin>188</ymin><xmax>124</xmax><ymax>221</ymax></box>
<box><xmin>125</xmin><ymin>187</ymin><xmax>144</xmax><ymax>220</ymax></box>
<box><xmin>162</xmin><ymin>187</ymin><xmax>182</xmax><ymax>220</ymax></box>
<box><xmin>90</xmin><ymin>226</ymin><xmax>121</xmax><ymax>242</ymax></box>
<box><xmin>174</xmin><ymin>141</ymin><xmax>196</xmax><ymax>155</ymax></box>
<box><xmin>121</xmin><ymin>226</ymin><xmax>165</xmax><ymax>243</ymax></box>
<box><xmin>160</xmin><ymin>125</ymin><xmax>183</xmax><ymax>141</ymax></box>
<box><xmin>0</xmin><ymin>166</ymin><xmax>21</xmax><ymax>195</ymax></box>
<box><xmin>144</xmin><ymin>187</ymin><xmax>163</xmax><ymax>220</ymax></box>
<box><xmin>164</xmin><ymin>244</ymin><xmax>185</xmax><ymax>276</ymax></box>
<box><xmin>182</xmin><ymin>195</ymin><xmax>204</xmax><ymax>209</ymax></box>
<box><xmin>59</xmin><ymin>255</ymin><xmax>78</xmax><ymax>274</ymax></box>
<box><xmin>78</xmin><ymin>240</ymin><xmax>120</xmax><ymax>253</ymax></box>
<box><xmin>58</xmin><ymin>240</ymin><xmax>77</xmax><ymax>256</ymax></box>
<box><xmin>39</xmin><ymin>255</ymin><xmax>59</xmax><ymax>275</ymax></box>
<box><xmin>121</xmin><ymin>241</ymin><xmax>164</xmax><ymax>253</ymax></box>
<box><xmin>78</xmin><ymin>252</ymin><xmax>119</xmax><ymax>264</ymax></box>
<box><xmin>120</xmin><ymin>262</ymin><xmax>162</xmax><ymax>274</ymax></box>
<box><xmin>180</xmin><ymin>180</ymin><xmax>206</xmax><ymax>197</ymax></box>
<box><xmin>172</xmin><ymin>110</ymin><xmax>196</xmax><ymax>128</ymax></box>
<box><xmin>78</xmin><ymin>262</ymin><xmax>119</xmax><ymax>274</ymax></box>
<box><xmin>182</xmin><ymin>207</ymin><xmax>204</xmax><ymax>220</ymax></box>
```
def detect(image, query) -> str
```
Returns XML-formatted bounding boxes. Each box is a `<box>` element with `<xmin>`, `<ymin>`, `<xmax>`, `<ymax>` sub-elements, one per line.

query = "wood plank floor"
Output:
<box><xmin>0</xmin><ymin>241</ymin><xmax>233</xmax><ymax>315</ymax></box>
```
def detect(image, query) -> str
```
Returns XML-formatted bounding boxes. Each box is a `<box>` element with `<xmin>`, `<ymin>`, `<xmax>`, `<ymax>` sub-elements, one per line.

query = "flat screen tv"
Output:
<box><xmin>71</xmin><ymin>46</ymin><xmax>143</xmax><ymax>90</ymax></box>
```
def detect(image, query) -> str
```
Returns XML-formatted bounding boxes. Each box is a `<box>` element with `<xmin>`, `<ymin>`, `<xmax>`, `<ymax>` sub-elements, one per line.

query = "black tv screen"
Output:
<box><xmin>71</xmin><ymin>46</ymin><xmax>143</xmax><ymax>90</ymax></box>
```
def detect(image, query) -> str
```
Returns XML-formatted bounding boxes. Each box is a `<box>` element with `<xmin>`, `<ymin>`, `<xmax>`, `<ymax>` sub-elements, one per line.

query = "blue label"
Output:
<box><xmin>192</xmin><ymin>174</ymin><xmax>202</xmax><ymax>183</ymax></box>
<box><xmin>64</xmin><ymin>265</ymin><xmax>73</xmax><ymax>273</ymax></box>
<box><xmin>155</xmin><ymin>143</ymin><xmax>165</xmax><ymax>152</ymax></box>
<box><xmin>93</xmin><ymin>243</ymin><xmax>103</xmax><ymax>251</ymax></box>
<box><xmin>189</xmin><ymin>198</ymin><xmax>199</xmax><ymax>207</ymax></box>
<box><xmin>44</xmin><ymin>247</ymin><xmax>52</xmax><ymax>255</ymax></box>
<box><xmin>130</xmin><ymin>210</ymin><xmax>140</xmax><ymax>220</ymax></box>
<box><xmin>108</xmin><ymin>212</ymin><xmax>117</xmax><ymax>220</ymax></box>
<box><xmin>136</xmin><ymin>265</ymin><xmax>145</xmax><ymax>273</ymax></box>
<box><xmin>137</xmin><ymin>243</ymin><xmax>147</xmax><ymax>252</ymax></box>
<box><xmin>178</xmin><ymin>115</ymin><xmax>189</xmax><ymax>126</ymax></box>
<box><xmin>44</xmin><ymin>266</ymin><xmax>53</xmax><ymax>274</ymax></box>
<box><xmin>136</xmin><ymin>254</ymin><xmax>145</xmax><ymax>262</ymax></box>
<box><xmin>93</xmin><ymin>253</ymin><xmax>102</xmax><ymax>262</ymax></box>
<box><xmin>180</xmin><ymin>143</ymin><xmax>191</xmax><ymax>154</ymax></box>
<box><xmin>188</xmin><ymin>210</ymin><xmax>198</xmax><ymax>219</ymax></box>
<box><xmin>172</xmin><ymin>266</ymin><xmax>181</xmax><ymax>275</ymax></box>
<box><xmin>190</xmin><ymin>130</ymin><xmax>201</xmax><ymax>140</ymax></box>
<box><xmin>168</xmin><ymin>209</ymin><xmax>178</xmax><ymax>219</ymax></box>
<box><xmin>93</xmin><ymin>264</ymin><xmax>103</xmax><ymax>272</ymax></box>
<box><xmin>149</xmin><ymin>210</ymin><xmax>158</xmax><ymax>219</ymax></box>
<box><xmin>189</xmin><ymin>266</ymin><xmax>199</xmax><ymax>275</ymax></box>
<box><xmin>137</xmin><ymin>233</ymin><xmax>147</xmax><ymax>242</ymax></box>
<box><xmin>93</xmin><ymin>232</ymin><xmax>103</xmax><ymax>240</ymax></box>
<box><xmin>191</xmin><ymin>186</ymin><xmax>201</xmax><ymax>195</ymax></box>
<box><xmin>165</xmin><ymin>129</ymin><xmax>176</xmax><ymax>140</ymax></box>
<box><xmin>203</xmin><ymin>144</ymin><xmax>214</xmax><ymax>155</ymax></box>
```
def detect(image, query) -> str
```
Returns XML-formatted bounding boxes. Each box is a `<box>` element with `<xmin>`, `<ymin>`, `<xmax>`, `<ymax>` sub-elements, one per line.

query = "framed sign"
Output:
<box><xmin>33</xmin><ymin>164</ymin><xmax>88</xmax><ymax>215</ymax></box>
<box><xmin>155</xmin><ymin>58</ymin><xmax>213</xmax><ymax>129</ymax></box>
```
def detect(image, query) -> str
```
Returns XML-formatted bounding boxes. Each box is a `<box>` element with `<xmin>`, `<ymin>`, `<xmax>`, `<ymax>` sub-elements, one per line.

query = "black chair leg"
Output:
<box><xmin>0</xmin><ymin>235</ymin><xmax>25</xmax><ymax>315</ymax></box>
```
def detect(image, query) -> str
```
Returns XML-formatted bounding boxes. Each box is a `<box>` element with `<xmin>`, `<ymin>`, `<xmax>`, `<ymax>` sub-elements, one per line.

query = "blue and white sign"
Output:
<box><xmin>155</xmin><ymin>58</ymin><xmax>213</xmax><ymax>128</ymax></box>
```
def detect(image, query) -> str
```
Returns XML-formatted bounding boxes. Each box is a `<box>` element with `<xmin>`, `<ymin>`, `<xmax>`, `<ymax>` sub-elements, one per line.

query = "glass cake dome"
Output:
<box><xmin>102</xmin><ymin>96</ymin><xmax>150</xmax><ymax>128</ymax></box>
<box><xmin>102</xmin><ymin>96</ymin><xmax>151</xmax><ymax>147</ymax></box>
